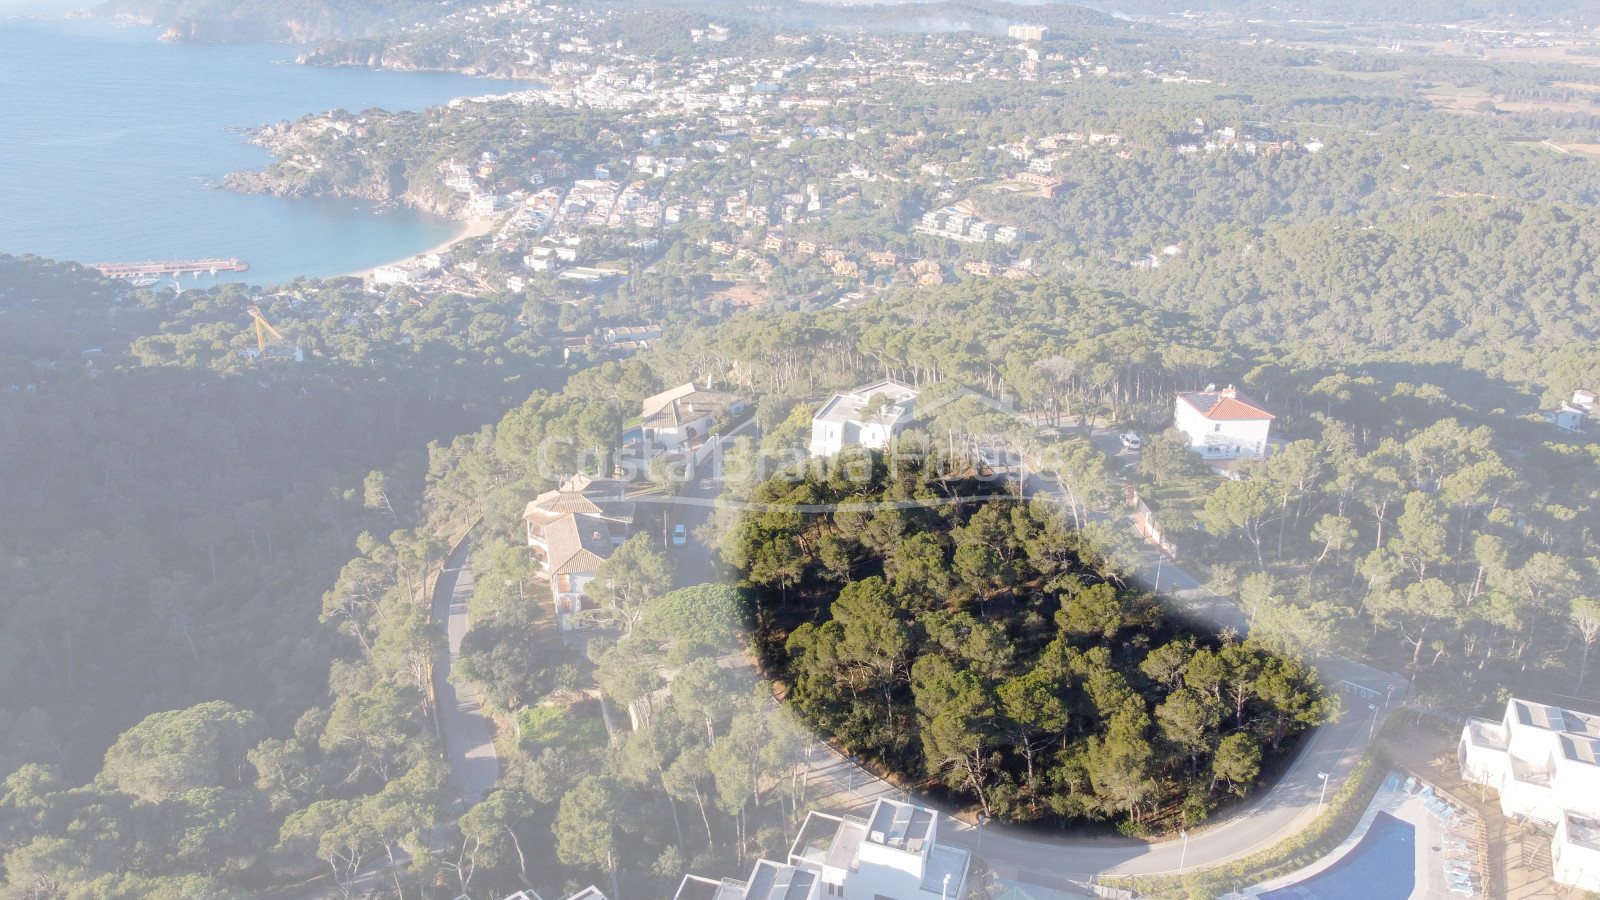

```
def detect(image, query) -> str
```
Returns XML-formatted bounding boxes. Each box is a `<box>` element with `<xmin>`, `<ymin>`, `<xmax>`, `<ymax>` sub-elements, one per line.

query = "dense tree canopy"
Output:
<box><xmin>728</xmin><ymin>452</ymin><xmax>1334</xmax><ymax>829</ymax></box>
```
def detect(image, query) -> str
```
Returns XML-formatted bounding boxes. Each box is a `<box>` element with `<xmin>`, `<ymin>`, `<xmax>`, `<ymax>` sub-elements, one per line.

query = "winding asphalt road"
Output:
<box><xmin>431</xmin><ymin>541</ymin><xmax>501</xmax><ymax>812</ymax></box>
<box><xmin>664</xmin><ymin>421</ymin><xmax>1407</xmax><ymax>891</ymax></box>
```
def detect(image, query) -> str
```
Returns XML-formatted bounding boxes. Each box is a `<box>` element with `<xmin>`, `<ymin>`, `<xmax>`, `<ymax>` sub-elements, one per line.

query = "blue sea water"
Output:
<box><xmin>0</xmin><ymin>16</ymin><xmax>529</xmax><ymax>287</ymax></box>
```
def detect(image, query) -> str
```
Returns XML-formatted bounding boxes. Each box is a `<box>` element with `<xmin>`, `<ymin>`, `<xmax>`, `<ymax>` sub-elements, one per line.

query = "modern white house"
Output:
<box><xmin>1554</xmin><ymin>811</ymin><xmax>1600</xmax><ymax>892</ymax></box>
<box><xmin>1459</xmin><ymin>697</ymin><xmax>1600</xmax><ymax>892</ymax></box>
<box><xmin>1173</xmin><ymin>385</ymin><xmax>1274</xmax><ymax>460</ymax></box>
<box><xmin>522</xmin><ymin>474</ymin><xmax>634</xmax><ymax>630</ymax></box>
<box><xmin>675</xmin><ymin>858</ymin><xmax>818</xmax><ymax>900</ymax></box>
<box><xmin>500</xmin><ymin>887</ymin><xmax>607</xmax><ymax>900</ymax></box>
<box><xmin>1544</xmin><ymin>389</ymin><xmax>1597</xmax><ymax>433</ymax></box>
<box><xmin>675</xmin><ymin>800</ymin><xmax>969</xmax><ymax>900</ymax></box>
<box><xmin>808</xmin><ymin>380</ymin><xmax>919</xmax><ymax>457</ymax></box>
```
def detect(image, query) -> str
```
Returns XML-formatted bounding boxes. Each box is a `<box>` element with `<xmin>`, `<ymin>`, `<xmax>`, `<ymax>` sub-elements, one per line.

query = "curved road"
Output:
<box><xmin>944</xmin><ymin>657</ymin><xmax>1395</xmax><ymax>885</ymax></box>
<box><xmin>670</xmin><ymin>429</ymin><xmax>1406</xmax><ymax>891</ymax></box>
<box><xmin>431</xmin><ymin>541</ymin><xmax>501</xmax><ymax>812</ymax></box>
<box><xmin>807</xmin><ymin>650</ymin><xmax>1397</xmax><ymax>888</ymax></box>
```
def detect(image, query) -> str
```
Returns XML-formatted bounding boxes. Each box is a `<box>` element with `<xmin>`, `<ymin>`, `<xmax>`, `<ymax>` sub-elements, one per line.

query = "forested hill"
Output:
<box><xmin>770</xmin><ymin>0</ymin><xmax>1119</xmax><ymax>35</ymax></box>
<box><xmin>0</xmin><ymin>254</ymin><xmax>558</xmax><ymax>781</ymax></box>
<box><xmin>1093</xmin><ymin>0</ymin><xmax>1600</xmax><ymax>23</ymax></box>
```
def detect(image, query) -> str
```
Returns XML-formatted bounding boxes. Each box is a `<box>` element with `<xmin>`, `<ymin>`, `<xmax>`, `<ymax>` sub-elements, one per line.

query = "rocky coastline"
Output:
<box><xmin>220</xmin><ymin>126</ymin><xmax>468</xmax><ymax>220</ymax></box>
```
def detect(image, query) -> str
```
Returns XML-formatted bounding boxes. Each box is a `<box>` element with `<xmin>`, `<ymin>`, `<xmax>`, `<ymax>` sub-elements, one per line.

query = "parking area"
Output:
<box><xmin>1088</xmin><ymin>426</ymin><xmax>1144</xmax><ymax>471</ymax></box>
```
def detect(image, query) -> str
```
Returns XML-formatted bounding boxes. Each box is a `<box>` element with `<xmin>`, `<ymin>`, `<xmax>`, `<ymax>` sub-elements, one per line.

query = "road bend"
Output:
<box><xmin>693</xmin><ymin>426</ymin><xmax>1407</xmax><ymax>888</ymax></box>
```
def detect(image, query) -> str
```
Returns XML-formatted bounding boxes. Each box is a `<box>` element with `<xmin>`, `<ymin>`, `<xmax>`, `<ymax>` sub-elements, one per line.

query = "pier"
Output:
<box><xmin>90</xmin><ymin>258</ymin><xmax>250</xmax><ymax>278</ymax></box>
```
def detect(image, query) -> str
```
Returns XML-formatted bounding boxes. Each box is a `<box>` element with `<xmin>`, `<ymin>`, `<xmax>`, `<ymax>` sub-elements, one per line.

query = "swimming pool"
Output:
<box><xmin>1260</xmin><ymin>811</ymin><xmax>1416</xmax><ymax>900</ymax></box>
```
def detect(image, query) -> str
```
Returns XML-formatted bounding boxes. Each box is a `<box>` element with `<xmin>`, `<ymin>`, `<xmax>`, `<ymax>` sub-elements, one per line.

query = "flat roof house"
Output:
<box><xmin>675</xmin><ymin>799</ymin><xmax>968</xmax><ymax>900</ymax></box>
<box><xmin>808</xmin><ymin>380</ymin><xmax>919</xmax><ymax>458</ymax></box>
<box><xmin>1459</xmin><ymin>696</ymin><xmax>1600</xmax><ymax>892</ymax></box>
<box><xmin>500</xmin><ymin>887</ymin><xmax>607</xmax><ymax>900</ymax></box>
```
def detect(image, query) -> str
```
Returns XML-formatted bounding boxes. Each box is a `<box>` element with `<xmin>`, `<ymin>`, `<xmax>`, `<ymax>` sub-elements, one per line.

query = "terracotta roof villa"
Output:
<box><xmin>1173</xmin><ymin>384</ymin><xmax>1275</xmax><ymax>460</ymax></box>
<box><xmin>523</xmin><ymin>473</ymin><xmax>634</xmax><ymax>630</ymax></box>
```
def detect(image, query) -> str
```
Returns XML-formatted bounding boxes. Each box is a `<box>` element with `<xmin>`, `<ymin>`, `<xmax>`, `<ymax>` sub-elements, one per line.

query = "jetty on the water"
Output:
<box><xmin>90</xmin><ymin>259</ymin><xmax>250</xmax><ymax>279</ymax></box>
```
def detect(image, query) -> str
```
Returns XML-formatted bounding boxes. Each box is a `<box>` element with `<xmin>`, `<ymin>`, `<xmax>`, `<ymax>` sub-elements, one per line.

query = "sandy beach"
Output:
<box><xmin>345</xmin><ymin>215</ymin><xmax>497</xmax><ymax>280</ymax></box>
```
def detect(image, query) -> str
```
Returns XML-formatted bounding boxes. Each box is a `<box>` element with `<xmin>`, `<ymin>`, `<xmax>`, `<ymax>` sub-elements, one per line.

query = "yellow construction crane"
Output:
<box><xmin>246</xmin><ymin>306</ymin><xmax>285</xmax><ymax>354</ymax></box>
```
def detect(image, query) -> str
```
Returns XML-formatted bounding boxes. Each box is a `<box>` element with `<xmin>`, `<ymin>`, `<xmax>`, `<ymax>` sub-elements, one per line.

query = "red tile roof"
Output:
<box><xmin>1177</xmin><ymin>389</ymin><xmax>1274</xmax><ymax>420</ymax></box>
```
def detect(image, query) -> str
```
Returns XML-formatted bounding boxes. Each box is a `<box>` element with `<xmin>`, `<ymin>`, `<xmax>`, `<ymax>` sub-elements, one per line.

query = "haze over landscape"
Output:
<box><xmin>3</xmin><ymin>2</ymin><xmax>1600</xmax><ymax>900</ymax></box>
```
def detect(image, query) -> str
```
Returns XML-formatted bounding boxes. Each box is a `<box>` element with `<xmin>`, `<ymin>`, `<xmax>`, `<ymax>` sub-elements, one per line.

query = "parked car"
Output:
<box><xmin>672</xmin><ymin>523</ymin><xmax>686</xmax><ymax>546</ymax></box>
<box><xmin>1119</xmin><ymin>433</ymin><xmax>1142</xmax><ymax>450</ymax></box>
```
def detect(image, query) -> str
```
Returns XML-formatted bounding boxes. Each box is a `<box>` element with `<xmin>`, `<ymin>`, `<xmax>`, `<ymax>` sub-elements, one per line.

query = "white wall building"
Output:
<box><xmin>675</xmin><ymin>800</ymin><xmax>968</xmax><ymax>900</ymax></box>
<box><xmin>1459</xmin><ymin>697</ymin><xmax>1600</xmax><ymax>892</ymax></box>
<box><xmin>1554</xmin><ymin>812</ymin><xmax>1600</xmax><ymax>892</ymax></box>
<box><xmin>501</xmin><ymin>888</ymin><xmax>607</xmax><ymax>900</ymax></box>
<box><xmin>372</xmin><ymin>262</ymin><xmax>429</xmax><ymax>285</ymax></box>
<box><xmin>1544</xmin><ymin>389</ymin><xmax>1597</xmax><ymax>433</ymax></box>
<box><xmin>635</xmin><ymin>381</ymin><xmax>746</xmax><ymax>454</ymax></box>
<box><xmin>809</xmin><ymin>380</ymin><xmax>919</xmax><ymax>457</ymax></box>
<box><xmin>1173</xmin><ymin>385</ymin><xmax>1274</xmax><ymax>460</ymax></box>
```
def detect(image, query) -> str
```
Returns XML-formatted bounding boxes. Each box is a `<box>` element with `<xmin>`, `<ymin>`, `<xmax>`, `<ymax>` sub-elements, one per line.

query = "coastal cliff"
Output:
<box><xmin>87</xmin><ymin>0</ymin><xmax>461</xmax><ymax>43</ymax></box>
<box><xmin>221</xmin><ymin>118</ymin><xmax>468</xmax><ymax>219</ymax></box>
<box><xmin>295</xmin><ymin>37</ymin><xmax>544</xmax><ymax>79</ymax></box>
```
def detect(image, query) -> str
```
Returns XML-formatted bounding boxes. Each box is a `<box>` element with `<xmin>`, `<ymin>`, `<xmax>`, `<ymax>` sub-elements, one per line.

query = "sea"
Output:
<box><xmin>0</xmin><ymin>16</ymin><xmax>531</xmax><ymax>287</ymax></box>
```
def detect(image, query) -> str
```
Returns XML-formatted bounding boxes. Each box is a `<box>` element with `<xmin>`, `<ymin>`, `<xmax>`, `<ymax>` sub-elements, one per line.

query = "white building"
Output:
<box><xmin>501</xmin><ymin>888</ymin><xmax>606</xmax><ymax>900</ymax></box>
<box><xmin>1459</xmin><ymin>697</ymin><xmax>1600</xmax><ymax>892</ymax></box>
<box><xmin>634</xmin><ymin>381</ymin><xmax>746</xmax><ymax>454</ymax></box>
<box><xmin>1544</xmin><ymin>389</ymin><xmax>1597</xmax><ymax>433</ymax></box>
<box><xmin>372</xmin><ymin>262</ymin><xmax>429</xmax><ymax>285</ymax></box>
<box><xmin>1173</xmin><ymin>385</ymin><xmax>1274</xmax><ymax>460</ymax></box>
<box><xmin>675</xmin><ymin>800</ymin><xmax>969</xmax><ymax>900</ymax></box>
<box><xmin>809</xmin><ymin>380</ymin><xmax>919</xmax><ymax>457</ymax></box>
<box><xmin>1554</xmin><ymin>812</ymin><xmax>1600</xmax><ymax>892</ymax></box>
<box><xmin>469</xmin><ymin>192</ymin><xmax>507</xmax><ymax>217</ymax></box>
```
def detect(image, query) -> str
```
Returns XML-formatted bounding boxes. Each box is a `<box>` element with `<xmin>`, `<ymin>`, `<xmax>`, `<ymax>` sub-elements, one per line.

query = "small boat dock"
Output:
<box><xmin>90</xmin><ymin>258</ymin><xmax>250</xmax><ymax>278</ymax></box>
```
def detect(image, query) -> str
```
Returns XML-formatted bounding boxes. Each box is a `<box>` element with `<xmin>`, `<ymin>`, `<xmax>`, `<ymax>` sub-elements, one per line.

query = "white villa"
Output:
<box><xmin>522</xmin><ymin>474</ymin><xmax>634</xmax><ymax>630</ymax></box>
<box><xmin>1459</xmin><ymin>697</ymin><xmax>1600</xmax><ymax>892</ymax></box>
<box><xmin>636</xmin><ymin>380</ymin><xmax>747</xmax><ymax>454</ymax></box>
<box><xmin>1173</xmin><ymin>385</ymin><xmax>1275</xmax><ymax>460</ymax></box>
<box><xmin>675</xmin><ymin>799</ymin><xmax>969</xmax><ymax>900</ymax></box>
<box><xmin>808</xmin><ymin>380</ymin><xmax>919</xmax><ymax>457</ymax></box>
<box><xmin>1544</xmin><ymin>388</ymin><xmax>1597</xmax><ymax>433</ymax></box>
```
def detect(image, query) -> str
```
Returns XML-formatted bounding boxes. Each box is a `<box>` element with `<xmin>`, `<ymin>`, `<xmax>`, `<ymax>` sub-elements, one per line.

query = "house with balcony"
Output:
<box><xmin>674</xmin><ymin>800</ymin><xmax>968</xmax><ymax>900</ymax></box>
<box><xmin>629</xmin><ymin>380</ymin><xmax>747</xmax><ymax>456</ymax></box>
<box><xmin>1173</xmin><ymin>385</ymin><xmax>1274</xmax><ymax>461</ymax></box>
<box><xmin>1554</xmin><ymin>812</ymin><xmax>1600</xmax><ymax>891</ymax></box>
<box><xmin>522</xmin><ymin>474</ymin><xmax>634</xmax><ymax>630</ymax></box>
<box><xmin>808</xmin><ymin>380</ymin><xmax>919</xmax><ymax>457</ymax></box>
<box><xmin>1459</xmin><ymin>696</ymin><xmax>1600</xmax><ymax>892</ymax></box>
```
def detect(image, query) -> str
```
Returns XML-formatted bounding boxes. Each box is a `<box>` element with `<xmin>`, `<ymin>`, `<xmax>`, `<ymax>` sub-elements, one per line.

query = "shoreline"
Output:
<box><xmin>345</xmin><ymin>215</ymin><xmax>497</xmax><ymax>281</ymax></box>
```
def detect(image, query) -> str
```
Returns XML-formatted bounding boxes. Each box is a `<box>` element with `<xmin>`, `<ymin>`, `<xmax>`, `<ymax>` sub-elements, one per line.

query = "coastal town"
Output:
<box><xmin>10</xmin><ymin>2</ymin><xmax>1600</xmax><ymax>900</ymax></box>
<box><xmin>221</xmin><ymin>0</ymin><xmax>1333</xmax><ymax>314</ymax></box>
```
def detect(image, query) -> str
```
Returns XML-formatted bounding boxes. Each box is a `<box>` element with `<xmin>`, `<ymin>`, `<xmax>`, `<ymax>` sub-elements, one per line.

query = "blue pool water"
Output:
<box><xmin>1261</xmin><ymin>811</ymin><xmax>1416</xmax><ymax>900</ymax></box>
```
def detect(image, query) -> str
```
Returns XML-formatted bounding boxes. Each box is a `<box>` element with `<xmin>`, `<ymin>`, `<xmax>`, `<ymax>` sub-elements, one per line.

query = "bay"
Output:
<box><xmin>0</xmin><ymin>17</ymin><xmax>525</xmax><ymax>287</ymax></box>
